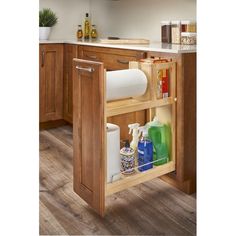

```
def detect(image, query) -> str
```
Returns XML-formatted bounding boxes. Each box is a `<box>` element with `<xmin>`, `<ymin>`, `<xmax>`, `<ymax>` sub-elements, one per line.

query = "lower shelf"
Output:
<box><xmin>105</xmin><ymin>161</ymin><xmax>175</xmax><ymax>196</ymax></box>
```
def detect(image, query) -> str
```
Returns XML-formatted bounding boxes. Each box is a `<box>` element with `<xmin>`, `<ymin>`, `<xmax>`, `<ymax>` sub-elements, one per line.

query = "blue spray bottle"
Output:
<box><xmin>137</xmin><ymin>126</ymin><xmax>153</xmax><ymax>171</ymax></box>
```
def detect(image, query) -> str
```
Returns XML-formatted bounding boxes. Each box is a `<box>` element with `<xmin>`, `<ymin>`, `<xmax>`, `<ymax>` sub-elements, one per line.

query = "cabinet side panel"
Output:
<box><xmin>183</xmin><ymin>53</ymin><xmax>196</xmax><ymax>183</ymax></box>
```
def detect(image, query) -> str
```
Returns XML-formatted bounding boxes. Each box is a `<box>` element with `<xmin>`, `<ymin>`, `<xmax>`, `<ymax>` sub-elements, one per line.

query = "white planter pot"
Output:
<box><xmin>39</xmin><ymin>27</ymin><xmax>51</xmax><ymax>40</ymax></box>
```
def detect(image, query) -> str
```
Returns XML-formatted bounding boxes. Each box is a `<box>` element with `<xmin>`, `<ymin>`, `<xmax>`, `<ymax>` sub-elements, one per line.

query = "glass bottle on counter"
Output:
<box><xmin>77</xmin><ymin>25</ymin><xmax>83</xmax><ymax>41</ymax></box>
<box><xmin>161</xmin><ymin>21</ymin><xmax>171</xmax><ymax>43</ymax></box>
<box><xmin>84</xmin><ymin>13</ymin><xmax>90</xmax><ymax>40</ymax></box>
<box><xmin>171</xmin><ymin>20</ymin><xmax>181</xmax><ymax>44</ymax></box>
<box><xmin>91</xmin><ymin>24</ymin><xmax>98</xmax><ymax>40</ymax></box>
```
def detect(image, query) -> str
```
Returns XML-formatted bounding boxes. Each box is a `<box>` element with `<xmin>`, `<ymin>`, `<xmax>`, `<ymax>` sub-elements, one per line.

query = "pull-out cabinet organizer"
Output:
<box><xmin>72</xmin><ymin>58</ymin><xmax>177</xmax><ymax>216</ymax></box>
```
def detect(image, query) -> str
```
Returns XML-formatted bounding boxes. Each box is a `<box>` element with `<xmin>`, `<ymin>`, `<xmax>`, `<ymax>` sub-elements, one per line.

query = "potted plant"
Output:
<box><xmin>39</xmin><ymin>8</ymin><xmax>58</xmax><ymax>40</ymax></box>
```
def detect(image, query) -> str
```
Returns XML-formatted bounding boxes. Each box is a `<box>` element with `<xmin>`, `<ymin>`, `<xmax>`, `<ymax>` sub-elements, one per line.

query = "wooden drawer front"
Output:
<box><xmin>79</xmin><ymin>46</ymin><xmax>146</xmax><ymax>70</ymax></box>
<box><xmin>82</xmin><ymin>50</ymin><xmax>102</xmax><ymax>62</ymax></box>
<box><xmin>102</xmin><ymin>54</ymin><xmax>136</xmax><ymax>70</ymax></box>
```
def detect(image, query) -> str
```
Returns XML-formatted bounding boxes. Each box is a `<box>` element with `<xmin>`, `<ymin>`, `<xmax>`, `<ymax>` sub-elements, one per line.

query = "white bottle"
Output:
<box><xmin>128</xmin><ymin>123</ymin><xmax>140</xmax><ymax>151</ymax></box>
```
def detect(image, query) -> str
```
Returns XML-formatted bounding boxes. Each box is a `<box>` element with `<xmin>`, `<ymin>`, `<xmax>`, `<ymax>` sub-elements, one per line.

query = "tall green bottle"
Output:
<box><xmin>148</xmin><ymin>123</ymin><xmax>171</xmax><ymax>166</ymax></box>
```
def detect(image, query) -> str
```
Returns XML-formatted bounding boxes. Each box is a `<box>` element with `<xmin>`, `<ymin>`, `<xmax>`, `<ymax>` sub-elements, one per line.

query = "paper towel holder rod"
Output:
<box><xmin>76</xmin><ymin>66</ymin><xmax>94</xmax><ymax>73</ymax></box>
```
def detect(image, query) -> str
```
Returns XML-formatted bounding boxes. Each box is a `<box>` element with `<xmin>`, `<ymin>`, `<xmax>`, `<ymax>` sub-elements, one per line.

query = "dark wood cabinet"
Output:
<box><xmin>63</xmin><ymin>44</ymin><xmax>78</xmax><ymax>123</ymax></box>
<box><xmin>39</xmin><ymin>44</ymin><xmax>63</xmax><ymax>123</ymax></box>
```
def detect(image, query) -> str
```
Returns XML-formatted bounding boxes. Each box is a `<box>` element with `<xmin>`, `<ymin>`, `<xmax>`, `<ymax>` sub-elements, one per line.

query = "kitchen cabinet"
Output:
<box><xmin>63</xmin><ymin>44</ymin><xmax>78</xmax><ymax>123</ymax></box>
<box><xmin>39</xmin><ymin>42</ymin><xmax>196</xmax><ymax>196</ymax></box>
<box><xmin>78</xmin><ymin>45</ymin><xmax>147</xmax><ymax>141</ymax></box>
<box><xmin>72</xmin><ymin>58</ymin><xmax>177</xmax><ymax>216</ymax></box>
<box><xmin>39</xmin><ymin>44</ymin><xmax>63</xmax><ymax>123</ymax></box>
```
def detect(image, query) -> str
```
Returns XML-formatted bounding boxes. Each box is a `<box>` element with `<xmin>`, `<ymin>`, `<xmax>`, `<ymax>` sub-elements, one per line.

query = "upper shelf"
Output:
<box><xmin>106</xmin><ymin>97</ymin><xmax>175</xmax><ymax>117</ymax></box>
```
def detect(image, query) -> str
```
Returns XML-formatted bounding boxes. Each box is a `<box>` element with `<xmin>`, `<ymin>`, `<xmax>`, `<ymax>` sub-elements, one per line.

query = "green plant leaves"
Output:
<box><xmin>39</xmin><ymin>8</ymin><xmax>58</xmax><ymax>27</ymax></box>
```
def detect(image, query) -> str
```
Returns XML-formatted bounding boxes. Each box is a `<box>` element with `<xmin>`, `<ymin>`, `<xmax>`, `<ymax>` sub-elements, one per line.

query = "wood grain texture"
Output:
<box><xmin>63</xmin><ymin>44</ymin><xmax>78</xmax><ymax>123</ymax></box>
<box><xmin>40</xmin><ymin>125</ymin><xmax>196</xmax><ymax>235</ymax></box>
<box><xmin>39</xmin><ymin>44</ymin><xmax>64</xmax><ymax>122</ymax></box>
<box><xmin>73</xmin><ymin>59</ymin><xmax>106</xmax><ymax>216</ymax></box>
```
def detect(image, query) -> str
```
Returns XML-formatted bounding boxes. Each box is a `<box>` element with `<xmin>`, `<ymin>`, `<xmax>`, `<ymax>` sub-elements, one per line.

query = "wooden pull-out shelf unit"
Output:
<box><xmin>72</xmin><ymin>58</ymin><xmax>177</xmax><ymax>216</ymax></box>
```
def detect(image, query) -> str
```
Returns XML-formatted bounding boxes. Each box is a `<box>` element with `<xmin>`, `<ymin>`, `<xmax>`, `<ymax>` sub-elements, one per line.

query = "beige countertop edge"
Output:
<box><xmin>39</xmin><ymin>40</ymin><xmax>197</xmax><ymax>54</ymax></box>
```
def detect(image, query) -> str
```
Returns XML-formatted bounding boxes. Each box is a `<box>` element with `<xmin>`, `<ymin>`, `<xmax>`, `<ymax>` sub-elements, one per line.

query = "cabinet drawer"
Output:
<box><xmin>82</xmin><ymin>50</ymin><xmax>102</xmax><ymax>62</ymax></box>
<box><xmin>79</xmin><ymin>46</ymin><xmax>146</xmax><ymax>70</ymax></box>
<box><xmin>102</xmin><ymin>54</ymin><xmax>137</xmax><ymax>70</ymax></box>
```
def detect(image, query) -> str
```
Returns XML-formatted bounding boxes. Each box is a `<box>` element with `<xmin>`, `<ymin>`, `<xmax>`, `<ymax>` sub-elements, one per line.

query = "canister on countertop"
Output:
<box><xmin>181</xmin><ymin>20</ymin><xmax>197</xmax><ymax>33</ymax></box>
<box><xmin>181</xmin><ymin>32</ymin><xmax>197</xmax><ymax>45</ymax></box>
<box><xmin>171</xmin><ymin>20</ymin><xmax>181</xmax><ymax>44</ymax></box>
<box><xmin>161</xmin><ymin>21</ymin><xmax>171</xmax><ymax>44</ymax></box>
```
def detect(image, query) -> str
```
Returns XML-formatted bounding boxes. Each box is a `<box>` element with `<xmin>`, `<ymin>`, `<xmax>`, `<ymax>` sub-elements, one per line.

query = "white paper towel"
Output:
<box><xmin>106</xmin><ymin>123</ymin><xmax>120</xmax><ymax>183</ymax></box>
<box><xmin>106</xmin><ymin>69</ymin><xmax>147</xmax><ymax>101</ymax></box>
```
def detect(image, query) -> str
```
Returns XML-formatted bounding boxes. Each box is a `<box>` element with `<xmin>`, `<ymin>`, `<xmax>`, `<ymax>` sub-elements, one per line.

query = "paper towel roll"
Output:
<box><xmin>106</xmin><ymin>69</ymin><xmax>147</xmax><ymax>101</ymax></box>
<box><xmin>107</xmin><ymin>123</ymin><xmax>120</xmax><ymax>183</ymax></box>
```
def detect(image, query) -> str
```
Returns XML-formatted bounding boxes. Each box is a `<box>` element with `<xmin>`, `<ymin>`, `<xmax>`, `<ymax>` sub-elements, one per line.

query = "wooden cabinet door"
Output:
<box><xmin>39</xmin><ymin>44</ymin><xmax>63</xmax><ymax>122</ymax></box>
<box><xmin>73</xmin><ymin>59</ymin><xmax>105</xmax><ymax>216</ymax></box>
<box><xmin>63</xmin><ymin>44</ymin><xmax>78</xmax><ymax>123</ymax></box>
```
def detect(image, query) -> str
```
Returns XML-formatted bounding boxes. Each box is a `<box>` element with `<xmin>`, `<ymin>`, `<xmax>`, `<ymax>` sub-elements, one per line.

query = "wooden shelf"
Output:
<box><xmin>106</xmin><ymin>97</ymin><xmax>174</xmax><ymax>117</ymax></box>
<box><xmin>106</xmin><ymin>161</ymin><xmax>175</xmax><ymax>196</ymax></box>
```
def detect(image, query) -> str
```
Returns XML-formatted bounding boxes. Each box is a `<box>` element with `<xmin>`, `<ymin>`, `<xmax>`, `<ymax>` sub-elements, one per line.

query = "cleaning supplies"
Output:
<box><xmin>137</xmin><ymin>126</ymin><xmax>153</xmax><ymax>172</ymax></box>
<box><xmin>145</xmin><ymin>116</ymin><xmax>160</xmax><ymax>129</ymax></box>
<box><xmin>148</xmin><ymin>121</ymin><xmax>170</xmax><ymax>166</ymax></box>
<box><xmin>128</xmin><ymin>123</ymin><xmax>140</xmax><ymax>151</ymax></box>
<box><xmin>120</xmin><ymin>140</ymin><xmax>135</xmax><ymax>175</ymax></box>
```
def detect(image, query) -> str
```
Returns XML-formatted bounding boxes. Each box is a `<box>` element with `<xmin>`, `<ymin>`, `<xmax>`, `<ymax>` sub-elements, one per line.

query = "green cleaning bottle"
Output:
<box><xmin>147</xmin><ymin>118</ymin><xmax>171</xmax><ymax>166</ymax></box>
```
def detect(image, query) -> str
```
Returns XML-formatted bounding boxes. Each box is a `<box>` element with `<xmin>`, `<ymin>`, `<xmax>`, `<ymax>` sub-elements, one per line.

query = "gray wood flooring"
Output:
<box><xmin>40</xmin><ymin>125</ymin><xmax>196</xmax><ymax>235</ymax></box>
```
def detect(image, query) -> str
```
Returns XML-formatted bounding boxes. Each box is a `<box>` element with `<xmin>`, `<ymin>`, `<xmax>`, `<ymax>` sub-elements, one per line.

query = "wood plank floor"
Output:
<box><xmin>40</xmin><ymin>125</ymin><xmax>196</xmax><ymax>235</ymax></box>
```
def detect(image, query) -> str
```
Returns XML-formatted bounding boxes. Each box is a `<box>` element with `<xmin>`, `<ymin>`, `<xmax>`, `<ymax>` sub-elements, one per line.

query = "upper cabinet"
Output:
<box><xmin>39</xmin><ymin>44</ymin><xmax>64</xmax><ymax>123</ymax></box>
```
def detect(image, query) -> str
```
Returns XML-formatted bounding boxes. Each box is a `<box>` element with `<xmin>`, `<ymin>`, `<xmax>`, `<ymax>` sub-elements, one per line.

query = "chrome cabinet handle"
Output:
<box><xmin>41</xmin><ymin>50</ymin><xmax>45</xmax><ymax>67</ymax></box>
<box><xmin>85</xmin><ymin>54</ymin><xmax>98</xmax><ymax>60</ymax></box>
<box><xmin>76</xmin><ymin>66</ymin><xmax>94</xmax><ymax>73</ymax></box>
<box><xmin>117</xmin><ymin>59</ymin><xmax>129</xmax><ymax>64</ymax></box>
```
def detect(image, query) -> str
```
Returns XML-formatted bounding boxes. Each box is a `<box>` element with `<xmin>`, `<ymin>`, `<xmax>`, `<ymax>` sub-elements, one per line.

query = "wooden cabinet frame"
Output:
<box><xmin>39</xmin><ymin>44</ymin><xmax>63</xmax><ymax>123</ymax></box>
<box><xmin>72</xmin><ymin>58</ymin><xmax>177</xmax><ymax>216</ymax></box>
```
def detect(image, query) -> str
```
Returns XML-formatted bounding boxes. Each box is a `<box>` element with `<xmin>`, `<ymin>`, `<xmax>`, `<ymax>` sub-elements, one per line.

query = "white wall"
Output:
<box><xmin>39</xmin><ymin>0</ymin><xmax>90</xmax><ymax>40</ymax></box>
<box><xmin>99</xmin><ymin>0</ymin><xmax>196</xmax><ymax>41</ymax></box>
<box><xmin>40</xmin><ymin>0</ymin><xmax>196</xmax><ymax>41</ymax></box>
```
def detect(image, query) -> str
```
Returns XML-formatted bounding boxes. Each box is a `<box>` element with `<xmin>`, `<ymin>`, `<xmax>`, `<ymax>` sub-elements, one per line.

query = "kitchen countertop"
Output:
<box><xmin>39</xmin><ymin>39</ymin><xmax>196</xmax><ymax>54</ymax></box>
